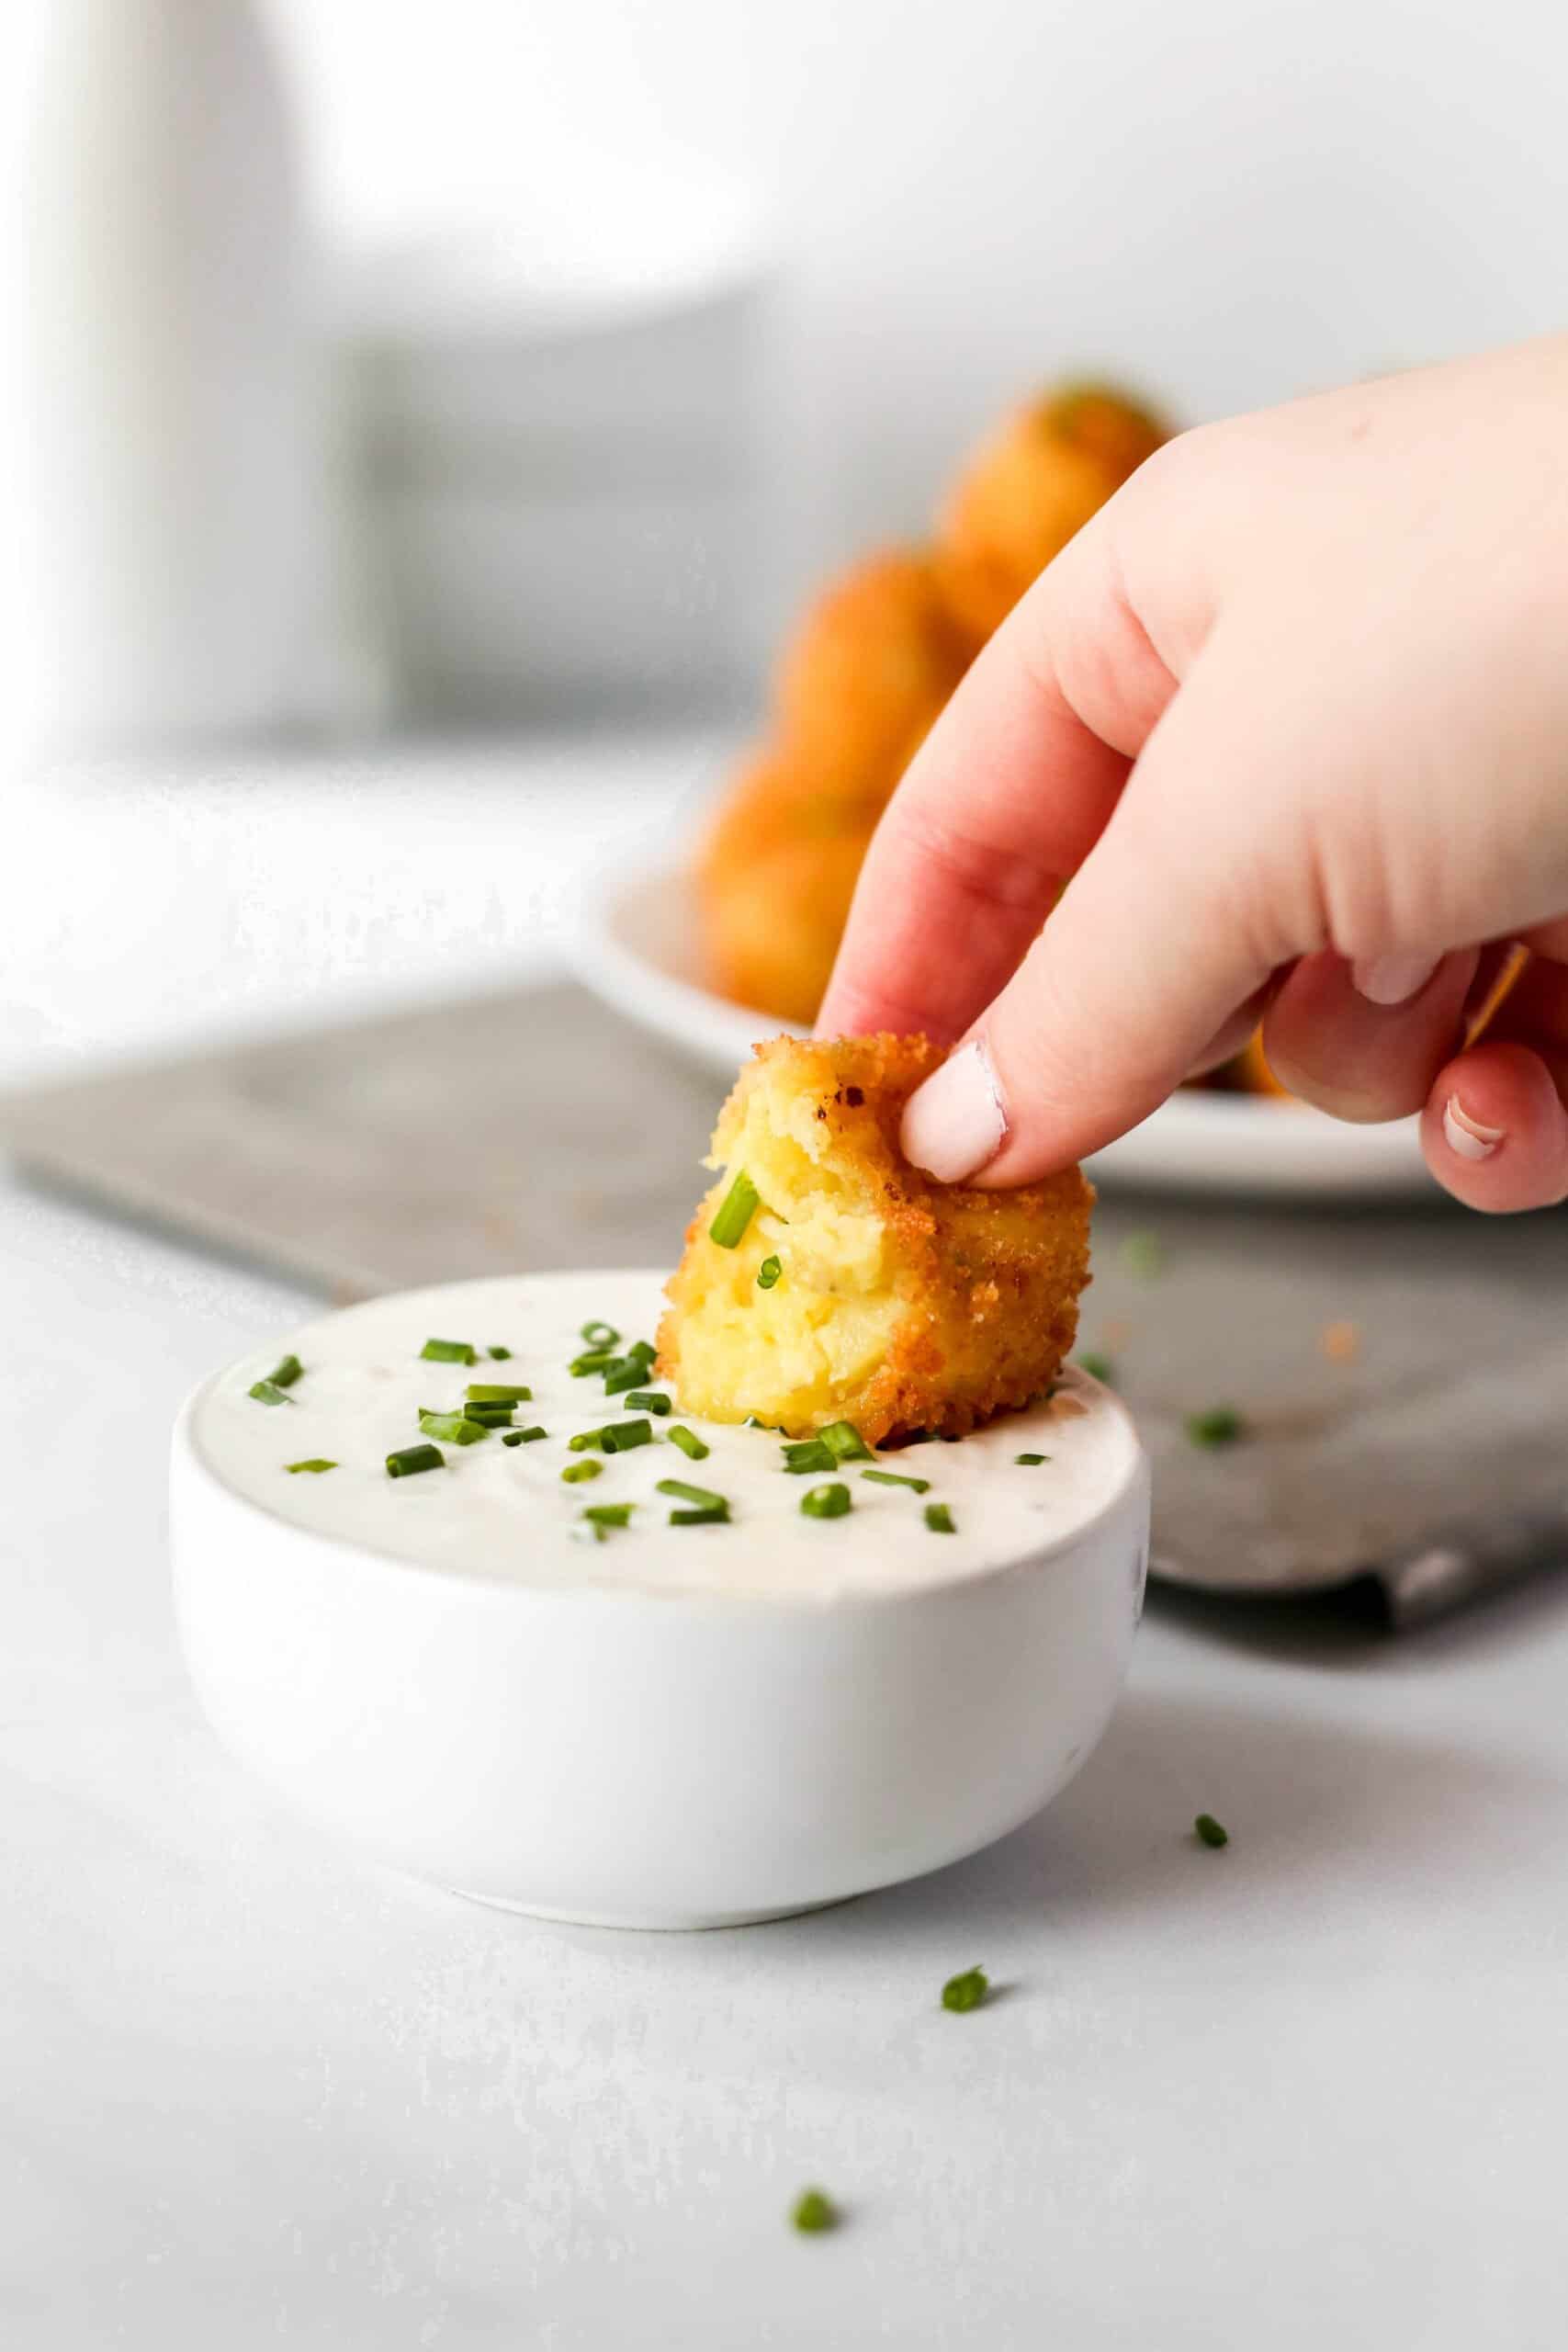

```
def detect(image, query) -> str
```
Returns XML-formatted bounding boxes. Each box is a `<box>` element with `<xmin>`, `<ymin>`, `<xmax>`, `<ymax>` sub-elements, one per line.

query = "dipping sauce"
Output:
<box><xmin>191</xmin><ymin>1272</ymin><xmax>1139</xmax><ymax>1603</ymax></box>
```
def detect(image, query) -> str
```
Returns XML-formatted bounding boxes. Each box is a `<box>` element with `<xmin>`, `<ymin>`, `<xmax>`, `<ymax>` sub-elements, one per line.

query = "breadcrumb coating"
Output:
<box><xmin>659</xmin><ymin>1035</ymin><xmax>1093</xmax><ymax>1442</ymax></box>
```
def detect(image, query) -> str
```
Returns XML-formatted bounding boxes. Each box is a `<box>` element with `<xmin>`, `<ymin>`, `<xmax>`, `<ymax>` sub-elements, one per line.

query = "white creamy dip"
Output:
<box><xmin>191</xmin><ymin>1272</ymin><xmax>1140</xmax><ymax>1602</ymax></box>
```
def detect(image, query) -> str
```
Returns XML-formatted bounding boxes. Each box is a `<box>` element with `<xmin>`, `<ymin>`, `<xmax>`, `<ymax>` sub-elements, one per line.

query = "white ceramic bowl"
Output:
<box><xmin>171</xmin><ymin>1272</ymin><xmax>1149</xmax><ymax>1929</ymax></box>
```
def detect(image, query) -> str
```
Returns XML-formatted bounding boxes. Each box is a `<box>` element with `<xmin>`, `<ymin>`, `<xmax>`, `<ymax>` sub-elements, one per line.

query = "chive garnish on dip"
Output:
<box><xmin>561</xmin><ymin>1459</ymin><xmax>603</xmax><ymax>1484</ymax></box>
<box><xmin>656</xmin><ymin>1478</ymin><xmax>728</xmax><ymax>1517</ymax></box>
<box><xmin>580</xmin><ymin>1320</ymin><xmax>620</xmax><ymax>1350</ymax></box>
<box><xmin>1195</xmin><ymin>1813</ymin><xmax>1229</xmax><ymax>1849</ymax></box>
<box><xmin>387</xmin><ymin>1443</ymin><xmax>444</xmax><ymax>1477</ymax></box>
<box><xmin>286</xmin><ymin>1458</ymin><xmax>336</xmax><ymax>1475</ymax></box>
<box><xmin>582</xmin><ymin>1503</ymin><xmax>633</xmax><ymax>1532</ymax></box>
<box><xmin>862</xmin><ymin>1469</ymin><xmax>931</xmax><ymax>1493</ymax></box>
<box><xmin>568</xmin><ymin>1426</ymin><xmax>609</xmax><ymax>1452</ymax></box>
<box><xmin>668</xmin><ymin>1426</ymin><xmax>709</xmax><ymax>1462</ymax></box>
<box><xmin>708</xmin><ymin>1170</ymin><xmax>761</xmax><ymax>1250</ymax></box>
<box><xmin>466</xmin><ymin>1383</ymin><xmax>533</xmax><ymax>1404</ymax></box>
<box><xmin>603</xmin><ymin>1358</ymin><xmax>649</xmax><ymax>1396</ymax></box>
<box><xmin>570</xmin><ymin>1349</ymin><xmax>618</xmax><ymax>1378</ymax></box>
<box><xmin>602</xmin><ymin>1418</ymin><xmax>654</xmax><ymax>1454</ymax></box>
<box><xmin>757</xmin><ymin>1255</ymin><xmax>782</xmax><ymax>1290</ymax></box>
<box><xmin>460</xmin><ymin>1403</ymin><xmax>514</xmax><ymax>1429</ymax></box>
<box><xmin>782</xmin><ymin>1438</ymin><xmax>837</xmax><ymax>1476</ymax></box>
<box><xmin>266</xmin><ymin>1354</ymin><xmax>304</xmax><ymax>1389</ymax></box>
<box><xmin>819</xmin><ymin>1419</ymin><xmax>873</xmax><ymax>1464</ymax></box>
<box><xmin>625</xmin><ymin>1390</ymin><xmax>671</xmax><ymax>1415</ymax></box>
<box><xmin>801</xmin><ymin>1482</ymin><xmax>852</xmax><ymax>1520</ymax></box>
<box><xmin>421</xmin><ymin>1338</ymin><xmax>477</xmax><ymax>1364</ymax></box>
<box><xmin>503</xmin><ymin>1427</ymin><xmax>547</xmax><ymax>1446</ymax></box>
<box><xmin>486</xmin><ymin>1345</ymin><xmax>512</xmax><ymax>1360</ymax></box>
<box><xmin>1015</xmin><ymin>1453</ymin><xmax>1050</xmax><ymax>1466</ymax></box>
<box><xmin>1186</xmin><ymin>1406</ymin><xmax>1246</xmax><ymax>1448</ymax></box>
<box><xmin>247</xmin><ymin>1379</ymin><xmax>295</xmax><ymax>1407</ymax></box>
<box><xmin>924</xmin><ymin>1503</ymin><xmax>956</xmax><ymax>1534</ymax></box>
<box><xmin>418</xmin><ymin>1408</ymin><xmax>490</xmax><ymax>1446</ymax></box>
<box><xmin>941</xmin><ymin>1964</ymin><xmax>989</xmax><ymax>2013</ymax></box>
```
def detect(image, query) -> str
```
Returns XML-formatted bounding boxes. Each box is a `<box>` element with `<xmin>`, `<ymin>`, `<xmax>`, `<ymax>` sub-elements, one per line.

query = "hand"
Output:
<box><xmin>818</xmin><ymin>339</ymin><xmax>1568</xmax><ymax>1211</ymax></box>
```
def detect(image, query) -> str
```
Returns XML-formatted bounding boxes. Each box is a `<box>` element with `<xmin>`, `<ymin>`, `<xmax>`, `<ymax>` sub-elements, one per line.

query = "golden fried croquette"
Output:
<box><xmin>1238</xmin><ymin>1030</ymin><xmax>1290</xmax><ymax>1098</ymax></box>
<box><xmin>695</xmin><ymin>751</ymin><xmax>874</xmax><ymax>1025</ymax></box>
<box><xmin>658</xmin><ymin>1035</ymin><xmax>1093</xmax><ymax>1443</ymax></box>
<box><xmin>776</xmin><ymin>548</ymin><xmax>978</xmax><ymax>804</ymax></box>
<box><xmin>938</xmin><ymin>382</ymin><xmax>1168</xmax><ymax>639</ymax></box>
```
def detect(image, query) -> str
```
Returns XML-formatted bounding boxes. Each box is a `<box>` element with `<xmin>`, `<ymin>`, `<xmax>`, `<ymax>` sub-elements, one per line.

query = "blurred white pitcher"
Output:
<box><xmin>0</xmin><ymin>0</ymin><xmax>313</xmax><ymax>756</ymax></box>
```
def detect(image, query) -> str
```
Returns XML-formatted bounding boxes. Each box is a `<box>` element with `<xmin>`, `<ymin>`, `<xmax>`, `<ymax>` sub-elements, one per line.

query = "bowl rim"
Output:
<box><xmin>174</xmin><ymin>1270</ymin><xmax>1148</xmax><ymax>1619</ymax></box>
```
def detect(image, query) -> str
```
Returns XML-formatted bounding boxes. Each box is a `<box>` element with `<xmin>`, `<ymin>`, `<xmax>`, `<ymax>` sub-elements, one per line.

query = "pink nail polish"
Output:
<box><xmin>901</xmin><ymin>1040</ymin><xmax>1008</xmax><ymax>1182</ymax></box>
<box><xmin>1442</xmin><ymin>1094</ymin><xmax>1504</xmax><ymax>1161</ymax></box>
<box><xmin>1351</xmin><ymin>954</ymin><xmax>1439</xmax><ymax>1007</ymax></box>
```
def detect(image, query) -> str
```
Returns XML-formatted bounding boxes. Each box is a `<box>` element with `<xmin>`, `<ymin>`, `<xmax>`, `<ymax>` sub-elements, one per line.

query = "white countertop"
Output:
<box><xmin>4</xmin><ymin>738</ymin><xmax>1566</xmax><ymax>2348</ymax></box>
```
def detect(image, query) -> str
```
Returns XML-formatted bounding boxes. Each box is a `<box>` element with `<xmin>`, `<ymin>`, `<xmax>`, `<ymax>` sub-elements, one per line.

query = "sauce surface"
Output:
<box><xmin>192</xmin><ymin>1272</ymin><xmax>1139</xmax><ymax>1600</ymax></box>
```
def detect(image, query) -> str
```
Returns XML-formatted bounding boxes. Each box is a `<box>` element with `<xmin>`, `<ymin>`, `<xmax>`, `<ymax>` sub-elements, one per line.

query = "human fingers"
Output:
<box><xmin>817</xmin><ymin>502</ymin><xmax>1179</xmax><ymax>1046</ymax></box>
<box><xmin>1261</xmin><ymin>950</ymin><xmax>1479</xmax><ymax>1121</ymax></box>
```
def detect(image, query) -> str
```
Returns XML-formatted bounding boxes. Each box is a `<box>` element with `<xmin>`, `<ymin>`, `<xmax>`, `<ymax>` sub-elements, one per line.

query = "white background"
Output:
<box><xmin>273</xmin><ymin>0</ymin><xmax>1568</xmax><ymax>594</ymax></box>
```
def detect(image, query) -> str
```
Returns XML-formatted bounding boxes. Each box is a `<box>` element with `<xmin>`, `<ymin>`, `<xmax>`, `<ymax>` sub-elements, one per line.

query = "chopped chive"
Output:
<box><xmin>603</xmin><ymin>1418</ymin><xmax>654</xmax><ymax>1454</ymax></box>
<box><xmin>801</xmin><ymin>1482</ymin><xmax>852</xmax><ymax>1520</ymax></box>
<box><xmin>625</xmin><ymin>1390</ymin><xmax>671</xmax><ymax>1415</ymax></box>
<box><xmin>1186</xmin><ymin>1405</ymin><xmax>1246</xmax><ymax>1448</ymax></box>
<box><xmin>708</xmin><ymin>1169</ymin><xmax>761</xmax><ymax>1250</ymax></box>
<box><xmin>503</xmin><ymin>1425</ymin><xmax>547</xmax><ymax>1446</ymax></box>
<box><xmin>757</xmin><ymin>1254</ymin><xmax>782</xmax><ymax>1290</ymax></box>
<box><xmin>782</xmin><ymin>1439</ymin><xmax>837</xmax><ymax>1476</ymax></box>
<box><xmin>819</xmin><ymin>1420</ymin><xmax>873</xmax><ymax>1464</ymax></box>
<box><xmin>570</xmin><ymin>1349</ymin><xmax>618</xmax><ymax>1377</ymax></box>
<box><xmin>628</xmin><ymin>1338</ymin><xmax>657</xmax><ymax>1363</ymax></box>
<box><xmin>1077</xmin><ymin>1352</ymin><xmax>1114</xmax><ymax>1385</ymax></box>
<box><xmin>460</xmin><ymin>1403</ymin><xmax>514</xmax><ymax>1429</ymax></box>
<box><xmin>603</xmin><ymin>1358</ymin><xmax>649</xmax><ymax>1396</ymax></box>
<box><xmin>582</xmin><ymin>1503</ymin><xmax>634</xmax><ymax>1530</ymax></box>
<box><xmin>1119</xmin><ymin>1230</ymin><xmax>1166</xmax><ymax>1280</ymax></box>
<box><xmin>265</xmin><ymin>1353</ymin><xmax>303</xmax><ymax>1390</ymax></box>
<box><xmin>1195</xmin><ymin>1813</ymin><xmax>1229</xmax><ymax>1849</ymax></box>
<box><xmin>580</xmin><ymin>1320</ymin><xmax>620</xmax><ymax>1349</ymax></box>
<box><xmin>568</xmin><ymin>1427</ymin><xmax>608</xmax><ymax>1452</ymax></box>
<box><xmin>248</xmin><ymin>1379</ymin><xmax>295</xmax><ymax>1407</ymax></box>
<box><xmin>791</xmin><ymin>2188</ymin><xmax>838</xmax><ymax>2235</ymax></box>
<box><xmin>561</xmin><ymin>1458</ymin><xmax>603</xmax><ymax>1484</ymax></box>
<box><xmin>941</xmin><ymin>1965</ymin><xmax>989</xmax><ymax>2014</ymax></box>
<box><xmin>418</xmin><ymin>1408</ymin><xmax>490</xmax><ymax>1446</ymax></box>
<box><xmin>924</xmin><ymin>1503</ymin><xmax>956</xmax><ymax>1534</ymax></box>
<box><xmin>487</xmin><ymin>1345</ymin><xmax>512</xmax><ymax>1360</ymax></box>
<box><xmin>671</xmin><ymin>1505</ymin><xmax>729</xmax><ymax>1526</ymax></box>
<box><xmin>1015</xmin><ymin>1452</ymin><xmax>1050</xmax><ymax>1466</ymax></box>
<box><xmin>285</xmin><ymin>1458</ymin><xmax>336</xmax><ymax>1475</ymax></box>
<box><xmin>466</xmin><ymin>1383</ymin><xmax>533</xmax><ymax>1404</ymax></box>
<box><xmin>669</xmin><ymin>1425</ymin><xmax>710</xmax><ymax>1462</ymax></box>
<box><xmin>387</xmin><ymin>1443</ymin><xmax>444</xmax><ymax>1477</ymax></box>
<box><xmin>862</xmin><ymin>1468</ymin><xmax>931</xmax><ymax>1493</ymax></box>
<box><xmin>421</xmin><ymin>1338</ymin><xmax>476</xmax><ymax>1364</ymax></box>
<box><xmin>656</xmin><ymin>1477</ymin><xmax>728</xmax><ymax>1511</ymax></box>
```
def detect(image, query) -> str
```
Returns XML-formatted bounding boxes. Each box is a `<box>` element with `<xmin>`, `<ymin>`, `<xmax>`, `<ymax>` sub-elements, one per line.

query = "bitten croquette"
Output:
<box><xmin>658</xmin><ymin>1035</ymin><xmax>1093</xmax><ymax>1443</ymax></box>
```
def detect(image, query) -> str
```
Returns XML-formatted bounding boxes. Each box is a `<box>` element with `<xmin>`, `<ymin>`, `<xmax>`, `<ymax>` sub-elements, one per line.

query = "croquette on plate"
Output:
<box><xmin>695</xmin><ymin>752</ymin><xmax>877</xmax><ymax>1028</ymax></box>
<box><xmin>938</xmin><ymin>382</ymin><xmax>1168</xmax><ymax>639</ymax></box>
<box><xmin>658</xmin><ymin>1035</ymin><xmax>1093</xmax><ymax>1443</ymax></box>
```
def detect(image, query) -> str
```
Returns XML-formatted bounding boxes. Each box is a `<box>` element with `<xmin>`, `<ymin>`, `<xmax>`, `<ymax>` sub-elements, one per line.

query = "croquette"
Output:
<box><xmin>776</xmin><ymin>548</ymin><xmax>977</xmax><ymax>804</ymax></box>
<box><xmin>938</xmin><ymin>383</ymin><xmax>1168</xmax><ymax>639</ymax></box>
<box><xmin>658</xmin><ymin>1035</ymin><xmax>1093</xmax><ymax>1443</ymax></box>
<box><xmin>695</xmin><ymin>752</ymin><xmax>875</xmax><ymax>1025</ymax></box>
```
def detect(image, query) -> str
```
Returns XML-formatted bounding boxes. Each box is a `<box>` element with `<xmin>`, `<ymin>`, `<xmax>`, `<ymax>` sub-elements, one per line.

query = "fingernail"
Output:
<box><xmin>901</xmin><ymin>1039</ymin><xmax>1008</xmax><ymax>1182</ymax></box>
<box><xmin>1351</xmin><ymin>954</ymin><xmax>1439</xmax><ymax>1007</ymax></box>
<box><xmin>1442</xmin><ymin>1094</ymin><xmax>1505</xmax><ymax>1161</ymax></box>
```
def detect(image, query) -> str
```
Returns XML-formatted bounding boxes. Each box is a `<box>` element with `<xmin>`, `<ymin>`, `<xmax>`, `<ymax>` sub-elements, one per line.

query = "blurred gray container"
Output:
<box><xmin>331</xmin><ymin>231</ymin><xmax>773</xmax><ymax>724</ymax></box>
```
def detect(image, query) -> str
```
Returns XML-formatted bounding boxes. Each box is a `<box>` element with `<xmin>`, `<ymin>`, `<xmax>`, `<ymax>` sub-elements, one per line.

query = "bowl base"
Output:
<box><xmin>454</xmin><ymin>1886</ymin><xmax>852</xmax><ymax>1933</ymax></box>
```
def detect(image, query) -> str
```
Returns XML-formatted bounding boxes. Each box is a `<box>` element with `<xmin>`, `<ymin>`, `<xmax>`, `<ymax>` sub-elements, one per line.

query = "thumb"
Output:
<box><xmin>901</xmin><ymin>650</ymin><xmax>1306</xmax><ymax>1183</ymax></box>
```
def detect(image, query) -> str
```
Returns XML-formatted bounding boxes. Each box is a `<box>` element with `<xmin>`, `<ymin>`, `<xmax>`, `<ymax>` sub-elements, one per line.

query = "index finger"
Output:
<box><xmin>816</xmin><ymin>514</ymin><xmax>1178</xmax><ymax>1046</ymax></box>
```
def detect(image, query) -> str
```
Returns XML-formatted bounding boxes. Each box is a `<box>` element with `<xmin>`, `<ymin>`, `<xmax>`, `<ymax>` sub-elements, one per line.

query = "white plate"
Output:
<box><xmin>575</xmin><ymin>860</ymin><xmax>1436</xmax><ymax>1201</ymax></box>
